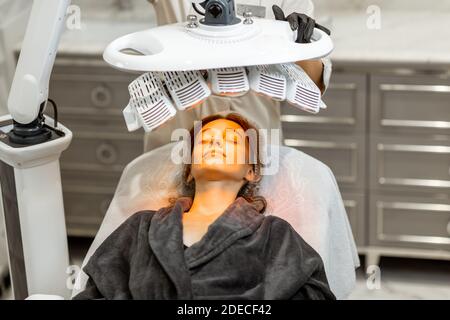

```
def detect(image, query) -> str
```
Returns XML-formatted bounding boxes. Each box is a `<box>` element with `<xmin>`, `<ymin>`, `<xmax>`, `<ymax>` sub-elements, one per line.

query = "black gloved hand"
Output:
<box><xmin>272</xmin><ymin>5</ymin><xmax>331</xmax><ymax>43</ymax></box>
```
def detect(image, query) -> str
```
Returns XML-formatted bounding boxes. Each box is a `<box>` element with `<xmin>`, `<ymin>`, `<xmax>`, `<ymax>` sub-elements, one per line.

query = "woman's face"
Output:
<box><xmin>190</xmin><ymin>119</ymin><xmax>255</xmax><ymax>183</ymax></box>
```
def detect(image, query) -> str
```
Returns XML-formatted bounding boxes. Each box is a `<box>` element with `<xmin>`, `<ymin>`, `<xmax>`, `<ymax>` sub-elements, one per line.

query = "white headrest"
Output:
<box><xmin>72</xmin><ymin>143</ymin><xmax>359</xmax><ymax>299</ymax></box>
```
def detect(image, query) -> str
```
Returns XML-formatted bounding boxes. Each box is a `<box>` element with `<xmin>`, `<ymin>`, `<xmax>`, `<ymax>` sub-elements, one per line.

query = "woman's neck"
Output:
<box><xmin>188</xmin><ymin>180</ymin><xmax>243</xmax><ymax>217</ymax></box>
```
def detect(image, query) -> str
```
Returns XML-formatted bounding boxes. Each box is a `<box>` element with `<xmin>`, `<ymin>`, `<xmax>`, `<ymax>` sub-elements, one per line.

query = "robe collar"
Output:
<box><xmin>148</xmin><ymin>196</ymin><xmax>264</xmax><ymax>299</ymax></box>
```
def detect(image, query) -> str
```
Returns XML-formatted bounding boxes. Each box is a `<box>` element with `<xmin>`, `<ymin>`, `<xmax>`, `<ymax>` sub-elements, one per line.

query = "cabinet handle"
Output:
<box><xmin>96</xmin><ymin>143</ymin><xmax>118</xmax><ymax>165</ymax></box>
<box><xmin>447</xmin><ymin>221</ymin><xmax>450</xmax><ymax>236</ymax></box>
<box><xmin>380</xmin><ymin>84</ymin><xmax>450</xmax><ymax>93</ymax></box>
<box><xmin>284</xmin><ymin>139</ymin><xmax>357</xmax><ymax>150</ymax></box>
<box><xmin>378</xmin><ymin>144</ymin><xmax>450</xmax><ymax>154</ymax></box>
<box><xmin>91</xmin><ymin>85</ymin><xmax>112</xmax><ymax>108</ymax></box>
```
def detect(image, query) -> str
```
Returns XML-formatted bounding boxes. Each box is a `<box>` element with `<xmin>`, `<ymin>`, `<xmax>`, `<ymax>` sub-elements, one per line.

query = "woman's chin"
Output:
<box><xmin>192</xmin><ymin>165</ymin><xmax>244</xmax><ymax>182</ymax></box>
<box><xmin>203</xmin><ymin>156</ymin><xmax>226</xmax><ymax>165</ymax></box>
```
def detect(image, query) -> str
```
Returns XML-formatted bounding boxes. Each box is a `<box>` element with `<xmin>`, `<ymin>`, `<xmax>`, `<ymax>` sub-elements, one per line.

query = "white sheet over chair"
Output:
<box><xmin>72</xmin><ymin>143</ymin><xmax>360</xmax><ymax>299</ymax></box>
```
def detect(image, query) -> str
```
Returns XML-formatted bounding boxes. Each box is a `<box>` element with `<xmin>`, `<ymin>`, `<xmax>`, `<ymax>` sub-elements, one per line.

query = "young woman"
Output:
<box><xmin>74</xmin><ymin>113</ymin><xmax>335</xmax><ymax>300</ymax></box>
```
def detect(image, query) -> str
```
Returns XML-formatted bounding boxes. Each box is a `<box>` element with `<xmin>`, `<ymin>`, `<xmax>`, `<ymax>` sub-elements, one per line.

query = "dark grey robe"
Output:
<box><xmin>73</xmin><ymin>197</ymin><xmax>335</xmax><ymax>300</ymax></box>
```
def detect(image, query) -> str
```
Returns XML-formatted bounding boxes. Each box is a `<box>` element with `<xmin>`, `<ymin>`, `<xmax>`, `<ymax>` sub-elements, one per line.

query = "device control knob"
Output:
<box><xmin>243</xmin><ymin>10</ymin><xmax>254</xmax><ymax>24</ymax></box>
<box><xmin>187</xmin><ymin>14</ymin><xmax>199</xmax><ymax>28</ymax></box>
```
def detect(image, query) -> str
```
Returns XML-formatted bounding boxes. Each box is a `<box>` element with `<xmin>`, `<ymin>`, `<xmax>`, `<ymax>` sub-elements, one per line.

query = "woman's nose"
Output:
<box><xmin>209</xmin><ymin>136</ymin><xmax>223</xmax><ymax>147</ymax></box>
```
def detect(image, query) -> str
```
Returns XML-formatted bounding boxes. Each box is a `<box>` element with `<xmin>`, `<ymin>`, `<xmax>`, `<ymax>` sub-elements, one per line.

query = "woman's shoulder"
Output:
<box><xmin>260</xmin><ymin>215</ymin><xmax>302</xmax><ymax>241</ymax></box>
<box><xmin>126</xmin><ymin>209</ymin><xmax>155</xmax><ymax>222</ymax></box>
<box><xmin>262</xmin><ymin>215</ymin><xmax>318</xmax><ymax>251</ymax></box>
<box><xmin>91</xmin><ymin>209</ymin><xmax>159</xmax><ymax>254</ymax></box>
<box><xmin>124</xmin><ymin>204</ymin><xmax>175</xmax><ymax>226</ymax></box>
<box><xmin>262</xmin><ymin>214</ymin><xmax>296</xmax><ymax>231</ymax></box>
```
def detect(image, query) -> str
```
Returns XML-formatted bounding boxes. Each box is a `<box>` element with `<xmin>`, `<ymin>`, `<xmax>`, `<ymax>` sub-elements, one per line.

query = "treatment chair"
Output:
<box><xmin>69</xmin><ymin>142</ymin><xmax>360</xmax><ymax>300</ymax></box>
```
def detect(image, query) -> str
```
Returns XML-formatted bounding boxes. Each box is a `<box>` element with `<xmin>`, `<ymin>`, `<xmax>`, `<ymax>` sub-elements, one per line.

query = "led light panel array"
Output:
<box><xmin>123</xmin><ymin>64</ymin><xmax>326</xmax><ymax>132</ymax></box>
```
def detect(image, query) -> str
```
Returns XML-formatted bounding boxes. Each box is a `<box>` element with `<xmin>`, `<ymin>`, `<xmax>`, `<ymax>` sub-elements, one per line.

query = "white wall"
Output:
<box><xmin>313</xmin><ymin>0</ymin><xmax>450</xmax><ymax>14</ymax></box>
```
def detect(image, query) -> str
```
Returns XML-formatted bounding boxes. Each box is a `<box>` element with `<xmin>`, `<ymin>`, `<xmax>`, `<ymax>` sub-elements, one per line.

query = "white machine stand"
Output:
<box><xmin>0</xmin><ymin>0</ymin><xmax>72</xmax><ymax>299</ymax></box>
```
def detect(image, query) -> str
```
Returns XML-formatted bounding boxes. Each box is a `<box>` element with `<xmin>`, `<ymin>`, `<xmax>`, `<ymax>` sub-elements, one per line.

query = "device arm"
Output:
<box><xmin>7</xmin><ymin>0</ymin><xmax>71</xmax><ymax>125</ymax></box>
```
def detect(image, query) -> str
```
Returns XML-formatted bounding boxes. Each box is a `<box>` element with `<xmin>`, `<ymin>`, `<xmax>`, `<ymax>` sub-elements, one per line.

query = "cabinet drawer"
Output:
<box><xmin>369</xmin><ymin>193</ymin><xmax>450</xmax><ymax>250</ymax></box>
<box><xmin>342</xmin><ymin>193</ymin><xmax>366</xmax><ymax>246</ymax></box>
<box><xmin>49</xmin><ymin>71</ymin><xmax>133</xmax><ymax>114</ymax></box>
<box><xmin>283</xmin><ymin>131</ymin><xmax>365</xmax><ymax>189</ymax></box>
<box><xmin>370</xmin><ymin>136</ymin><xmax>450</xmax><ymax>192</ymax></box>
<box><xmin>55</xmin><ymin>111</ymin><xmax>142</xmax><ymax>137</ymax></box>
<box><xmin>60</xmin><ymin>133</ymin><xmax>142</xmax><ymax>173</ymax></box>
<box><xmin>61</xmin><ymin>169</ymin><xmax>121</xmax><ymax>190</ymax></box>
<box><xmin>63</xmin><ymin>187</ymin><xmax>114</xmax><ymax>237</ymax></box>
<box><xmin>370</xmin><ymin>74</ymin><xmax>450</xmax><ymax>135</ymax></box>
<box><xmin>281</xmin><ymin>73</ymin><xmax>367</xmax><ymax>133</ymax></box>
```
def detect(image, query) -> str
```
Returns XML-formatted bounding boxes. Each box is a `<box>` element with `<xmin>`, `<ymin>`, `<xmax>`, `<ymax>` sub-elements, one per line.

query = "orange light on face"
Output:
<box><xmin>183</xmin><ymin>114</ymin><xmax>263</xmax><ymax>201</ymax></box>
<box><xmin>191</xmin><ymin>119</ymin><xmax>252</xmax><ymax>180</ymax></box>
<box><xmin>197</xmin><ymin>127</ymin><xmax>246</xmax><ymax>165</ymax></box>
<box><xmin>223</xmin><ymin>128</ymin><xmax>246</xmax><ymax>165</ymax></box>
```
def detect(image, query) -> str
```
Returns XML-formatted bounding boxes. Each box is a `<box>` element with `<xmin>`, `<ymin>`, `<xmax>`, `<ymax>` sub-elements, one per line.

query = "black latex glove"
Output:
<box><xmin>272</xmin><ymin>5</ymin><xmax>331</xmax><ymax>43</ymax></box>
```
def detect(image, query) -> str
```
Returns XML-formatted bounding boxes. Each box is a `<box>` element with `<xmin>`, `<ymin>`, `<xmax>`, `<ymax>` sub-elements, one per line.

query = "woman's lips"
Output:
<box><xmin>203</xmin><ymin>149</ymin><xmax>225</xmax><ymax>159</ymax></box>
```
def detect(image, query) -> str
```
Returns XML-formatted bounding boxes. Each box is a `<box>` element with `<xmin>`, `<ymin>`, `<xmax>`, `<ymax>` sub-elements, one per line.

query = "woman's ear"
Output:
<box><xmin>244</xmin><ymin>166</ymin><xmax>258</xmax><ymax>182</ymax></box>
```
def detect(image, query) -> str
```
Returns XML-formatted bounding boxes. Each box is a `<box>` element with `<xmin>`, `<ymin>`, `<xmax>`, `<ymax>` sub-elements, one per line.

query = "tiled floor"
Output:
<box><xmin>1</xmin><ymin>237</ymin><xmax>449</xmax><ymax>300</ymax></box>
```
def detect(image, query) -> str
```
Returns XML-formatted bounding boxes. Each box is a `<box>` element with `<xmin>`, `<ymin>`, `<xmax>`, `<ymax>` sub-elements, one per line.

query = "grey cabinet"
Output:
<box><xmin>281</xmin><ymin>73</ymin><xmax>367</xmax><ymax>134</ymax></box>
<box><xmin>50</xmin><ymin>61</ymin><xmax>143</xmax><ymax>237</ymax></box>
<box><xmin>369</xmin><ymin>73</ymin><xmax>450</xmax><ymax>252</ymax></box>
<box><xmin>370</xmin><ymin>75</ymin><xmax>450</xmax><ymax>135</ymax></box>
<box><xmin>370</xmin><ymin>135</ymin><xmax>450</xmax><ymax>193</ymax></box>
<box><xmin>282</xmin><ymin>69</ymin><xmax>450</xmax><ymax>258</ymax></box>
<box><xmin>281</xmin><ymin>72</ymin><xmax>368</xmax><ymax>247</ymax></box>
<box><xmin>369</xmin><ymin>193</ymin><xmax>450</xmax><ymax>251</ymax></box>
<box><xmin>283</xmin><ymin>132</ymin><xmax>365</xmax><ymax>190</ymax></box>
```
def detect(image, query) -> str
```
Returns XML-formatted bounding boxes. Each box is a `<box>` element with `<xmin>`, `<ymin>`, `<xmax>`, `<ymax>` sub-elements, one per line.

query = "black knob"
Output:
<box><xmin>208</xmin><ymin>4</ymin><xmax>223</xmax><ymax>18</ymax></box>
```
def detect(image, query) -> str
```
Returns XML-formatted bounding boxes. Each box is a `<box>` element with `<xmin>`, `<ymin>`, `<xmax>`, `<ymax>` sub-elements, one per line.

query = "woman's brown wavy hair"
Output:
<box><xmin>178</xmin><ymin>113</ymin><xmax>267</xmax><ymax>213</ymax></box>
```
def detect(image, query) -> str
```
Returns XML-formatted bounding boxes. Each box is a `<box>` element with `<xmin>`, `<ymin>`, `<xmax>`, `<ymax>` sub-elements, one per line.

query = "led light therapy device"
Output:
<box><xmin>110</xmin><ymin>0</ymin><xmax>333</xmax><ymax>133</ymax></box>
<box><xmin>103</xmin><ymin>7</ymin><xmax>333</xmax><ymax>72</ymax></box>
<box><xmin>0</xmin><ymin>0</ymin><xmax>333</xmax><ymax>299</ymax></box>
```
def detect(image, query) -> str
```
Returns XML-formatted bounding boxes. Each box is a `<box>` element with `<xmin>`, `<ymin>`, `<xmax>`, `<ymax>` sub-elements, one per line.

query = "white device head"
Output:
<box><xmin>104</xmin><ymin>19</ymin><xmax>333</xmax><ymax>72</ymax></box>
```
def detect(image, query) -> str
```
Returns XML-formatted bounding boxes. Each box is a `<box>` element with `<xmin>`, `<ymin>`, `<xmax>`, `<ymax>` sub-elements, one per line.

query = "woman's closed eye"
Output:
<box><xmin>200</xmin><ymin>136</ymin><xmax>237</xmax><ymax>145</ymax></box>
<box><xmin>201</xmin><ymin>139</ymin><xmax>211</xmax><ymax>145</ymax></box>
<box><xmin>226</xmin><ymin>136</ymin><xmax>239</xmax><ymax>144</ymax></box>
